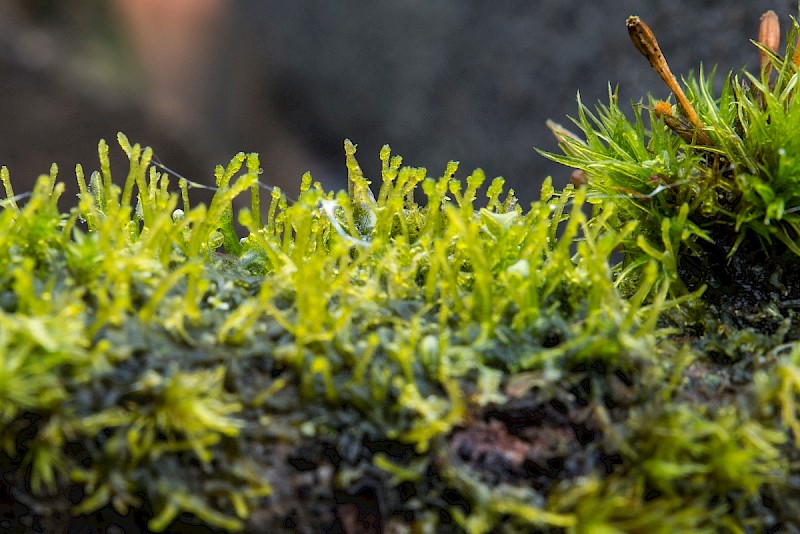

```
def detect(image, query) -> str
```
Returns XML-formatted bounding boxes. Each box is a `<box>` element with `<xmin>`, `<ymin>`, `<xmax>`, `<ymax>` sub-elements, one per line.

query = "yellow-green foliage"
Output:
<box><xmin>0</xmin><ymin>124</ymin><xmax>798</xmax><ymax>532</ymax></box>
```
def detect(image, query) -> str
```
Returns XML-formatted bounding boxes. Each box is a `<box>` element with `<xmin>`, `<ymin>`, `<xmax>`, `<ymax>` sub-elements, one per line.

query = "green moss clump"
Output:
<box><xmin>541</xmin><ymin>15</ymin><xmax>800</xmax><ymax>299</ymax></box>
<box><xmin>3</xmin><ymin>10</ymin><xmax>800</xmax><ymax>534</ymax></box>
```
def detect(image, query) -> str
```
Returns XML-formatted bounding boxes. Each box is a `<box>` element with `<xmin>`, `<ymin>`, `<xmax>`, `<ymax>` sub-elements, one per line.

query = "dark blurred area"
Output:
<box><xmin>0</xmin><ymin>0</ymin><xmax>794</xmax><ymax>207</ymax></box>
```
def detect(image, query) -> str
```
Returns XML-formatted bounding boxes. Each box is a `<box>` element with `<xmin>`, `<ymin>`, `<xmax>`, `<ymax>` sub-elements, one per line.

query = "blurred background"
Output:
<box><xmin>0</xmin><ymin>0</ymin><xmax>794</xmax><ymax>207</ymax></box>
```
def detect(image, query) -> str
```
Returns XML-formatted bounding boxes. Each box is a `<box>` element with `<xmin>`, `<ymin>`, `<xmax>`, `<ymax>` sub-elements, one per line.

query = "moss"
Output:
<box><xmin>3</xmin><ymin>9</ymin><xmax>800</xmax><ymax>534</ymax></box>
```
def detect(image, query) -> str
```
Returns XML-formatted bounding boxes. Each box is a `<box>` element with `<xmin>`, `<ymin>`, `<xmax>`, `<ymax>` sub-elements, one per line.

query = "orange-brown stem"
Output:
<box><xmin>653</xmin><ymin>100</ymin><xmax>713</xmax><ymax>146</ymax></box>
<box><xmin>626</xmin><ymin>16</ymin><xmax>703</xmax><ymax>133</ymax></box>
